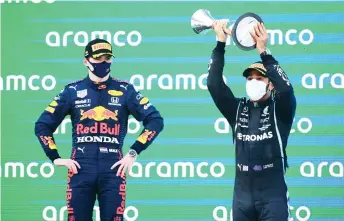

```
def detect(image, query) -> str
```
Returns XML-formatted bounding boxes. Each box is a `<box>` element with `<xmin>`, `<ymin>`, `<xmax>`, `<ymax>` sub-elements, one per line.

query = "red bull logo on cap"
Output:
<box><xmin>80</xmin><ymin>106</ymin><xmax>118</xmax><ymax>121</ymax></box>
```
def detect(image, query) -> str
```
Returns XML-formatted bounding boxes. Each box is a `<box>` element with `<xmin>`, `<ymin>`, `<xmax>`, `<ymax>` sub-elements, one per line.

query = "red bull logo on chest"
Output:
<box><xmin>76</xmin><ymin>122</ymin><xmax>120</xmax><ymax>135</ymax></box>
<box><xmin>80</xmin><ymin>106</ymin><xmax>118</xmax><ymax>121</ymax></box>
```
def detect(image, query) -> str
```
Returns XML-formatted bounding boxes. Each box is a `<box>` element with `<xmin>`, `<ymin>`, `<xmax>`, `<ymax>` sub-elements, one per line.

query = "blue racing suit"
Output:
<box><xmin>35</xmin><ymin>76</ymin><xmax>164</xmax><ymax>221</ymax></box>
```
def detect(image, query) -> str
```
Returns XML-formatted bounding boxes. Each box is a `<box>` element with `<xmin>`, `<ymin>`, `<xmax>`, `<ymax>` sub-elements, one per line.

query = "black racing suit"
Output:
<box><xmin>207</xmin><ymin>42</ymin><xmax>296</xmax><ymax>221</ymax></box>
<box><xmin>35</xmin><ymin>76</ymin><xmax>164</xmax><ymax>221</ymax></box>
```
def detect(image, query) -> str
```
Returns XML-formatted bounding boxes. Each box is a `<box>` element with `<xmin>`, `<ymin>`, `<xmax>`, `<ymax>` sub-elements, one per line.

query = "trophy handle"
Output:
<box><xmin>226</xmin><ymin>20</ymin><xmax>236</xmax><ymax>32</ymax></box>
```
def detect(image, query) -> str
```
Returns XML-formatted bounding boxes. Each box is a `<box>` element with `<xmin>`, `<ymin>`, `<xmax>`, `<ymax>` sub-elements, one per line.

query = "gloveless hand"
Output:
<box><xmin>54</xmin><ymin>158</ymin><xmax>81</xmax><ymax>174</ymax></box>
<box><xmin>250</xmin><ymin>22</ymin><xmax>269</xmax><ymax>54</ymax></box>
<box><xmin>213</xmin><ymin>19</ymin><xmax>231</xmax><ymax>43</ymax></box>
<box><xmin>111</xmin><ymin>153</ymin><xmax>136</xmax><ymax>176</ymax></box>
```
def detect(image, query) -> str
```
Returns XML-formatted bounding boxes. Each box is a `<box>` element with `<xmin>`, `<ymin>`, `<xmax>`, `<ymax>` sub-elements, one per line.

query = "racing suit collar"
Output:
<box><xmin>85</xmin><ymin>75</ymin><xmax>112</xmax><ymax>90</ymax></box>
<box><xmin>249</xmin><ymin>95</ymin><xmax>272</xmax><ymax>108</ymax></box>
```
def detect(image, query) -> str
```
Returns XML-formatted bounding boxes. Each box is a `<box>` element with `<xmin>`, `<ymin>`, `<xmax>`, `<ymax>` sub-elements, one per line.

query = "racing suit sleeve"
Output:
<box><xmin>34</xmin><ymin>86</ymin><xmax>71</xmax><ymax>162</ymax></box>
<box><xmin>207</xmin><ymin>41</ymin><xmax>240</xmax><ymax>126</ymax></box>
<box><xmin>261</xmin><ymin>53</ymin><xmax>297</xmax><ymax>125</ymax></box>
<box><xmin>126</xmin><ymin>84</ymin><xmax>164</xmax><ymax>155</ymax></box>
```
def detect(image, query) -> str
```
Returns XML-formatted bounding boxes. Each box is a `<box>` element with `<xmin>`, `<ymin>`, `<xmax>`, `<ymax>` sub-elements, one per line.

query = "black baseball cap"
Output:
<box><xmin>242</xmin><ymin>61</ymin><xmax>267</xmax><ymax>78</ymax></box>
<box><xmin>84</xmin><ymin>38</ymin><xmax>115</xmax><ymax>58</ymax></box>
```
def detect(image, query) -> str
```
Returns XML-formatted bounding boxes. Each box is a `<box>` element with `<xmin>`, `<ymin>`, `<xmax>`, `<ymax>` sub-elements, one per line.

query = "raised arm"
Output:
<box><xmin>262</xmin><ymin>52</ymin><xmax>296</xmax><ymax>125</ymax></box>
<box><xmin>207</xmin><ymin>20</ymin><xmax>240</xmax><ymax>126</ymax></box>
<box><xmin>251</xmin><ymin>22</ymin><xmax>296</xmax><ymax>126</ymax></box>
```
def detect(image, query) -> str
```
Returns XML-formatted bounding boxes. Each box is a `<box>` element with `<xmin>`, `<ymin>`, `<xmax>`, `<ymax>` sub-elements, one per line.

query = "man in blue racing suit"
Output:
<box><xmin>35</xmin><ymin>38</ymin><xmax>164</xmax><ymax>221</ymax></box>
<box><xmin>207</xmin><ymin>20</ymin><xmax>296</xmax><ymax>221</ymax></box>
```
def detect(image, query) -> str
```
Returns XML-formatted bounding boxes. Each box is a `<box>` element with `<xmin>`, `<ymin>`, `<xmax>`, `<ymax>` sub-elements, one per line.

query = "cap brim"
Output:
<box><xmin>91</xmin><ymin>52</ymin><xmax>115</xmax><ymax>58</ymax></box>
<box><xmin>243</xmin><ymin>68</ymin><xmax>266</xmax><ymax>77</ymax></box>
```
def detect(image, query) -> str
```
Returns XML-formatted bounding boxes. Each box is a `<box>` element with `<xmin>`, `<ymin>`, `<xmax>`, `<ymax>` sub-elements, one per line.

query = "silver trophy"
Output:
<box><xmin>191</xmin><ymin>9</ymin><xmax>234</xmax><ymax>35</ymax></box>
<box><xmin>191</xmin><ymin>9</ymin><xmax>264</xmax><ymax>51</ymax></box>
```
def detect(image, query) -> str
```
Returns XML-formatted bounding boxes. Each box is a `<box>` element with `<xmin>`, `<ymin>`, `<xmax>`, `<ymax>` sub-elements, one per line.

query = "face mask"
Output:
<box><xmin>88</xmin><ymin>60</ymin><xmax>111</xmax><ymax>78</ymax></box>
<box><xmin>246</xmin><ymin>79</ymin><xmax>268</xmax><ymax>101</ymax></box>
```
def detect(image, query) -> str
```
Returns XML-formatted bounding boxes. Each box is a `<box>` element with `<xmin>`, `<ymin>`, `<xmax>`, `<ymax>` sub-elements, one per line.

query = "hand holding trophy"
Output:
<box><xmin>191</xmin><ymin>9</ymin><xmax>264</xmax><ymax>51</ymax></box>
<box><xmin>212</xmin><ymin>20</ymin><xmax>232</xmax><ymax>42</ymax></box>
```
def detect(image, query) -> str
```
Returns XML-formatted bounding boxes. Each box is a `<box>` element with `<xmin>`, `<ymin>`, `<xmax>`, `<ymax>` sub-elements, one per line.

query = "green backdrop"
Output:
<box><xmin>1</xmin><ymin>1</ymin><xmax>344</xmax><ymax>220</ymax></box>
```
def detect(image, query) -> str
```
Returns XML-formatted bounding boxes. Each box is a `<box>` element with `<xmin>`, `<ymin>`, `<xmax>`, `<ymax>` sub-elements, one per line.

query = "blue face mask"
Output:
<box><xmin>88</xmin><ymin>60</ymin><xmax>111</xmax><ymax>78</ymax></box>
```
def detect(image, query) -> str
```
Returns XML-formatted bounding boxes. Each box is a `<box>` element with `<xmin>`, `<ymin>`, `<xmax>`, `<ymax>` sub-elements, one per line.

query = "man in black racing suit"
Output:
<box><xmin>207</xmin><ymin>20</ymin><xmax>296</xmax><ymax>221</ymax></box>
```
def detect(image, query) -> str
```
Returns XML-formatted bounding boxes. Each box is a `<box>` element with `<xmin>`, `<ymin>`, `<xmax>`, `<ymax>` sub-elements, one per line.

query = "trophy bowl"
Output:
<box><xmin>191</xmin><ymin>9</ymin><xmax>264</xmax><ymax>51</ymax></box>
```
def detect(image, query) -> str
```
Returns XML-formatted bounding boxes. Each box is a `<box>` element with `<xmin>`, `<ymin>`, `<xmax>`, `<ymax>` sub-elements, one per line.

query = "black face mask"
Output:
<box><xmin>88</xmin><ymin>60</ymin><xmax>111</xmax><ymax>78</ymax></box>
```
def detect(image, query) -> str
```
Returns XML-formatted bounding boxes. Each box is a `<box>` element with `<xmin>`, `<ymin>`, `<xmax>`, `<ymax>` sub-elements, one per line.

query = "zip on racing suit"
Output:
<box><xmin>34</xmin><ymin>76</ymin><xmax>164</xmax><ymax>221</ymax></box>
<box><xmin>207</xmin><ymin>41</ymin><xmax>296</xmax><ymax>221</ymax></box>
